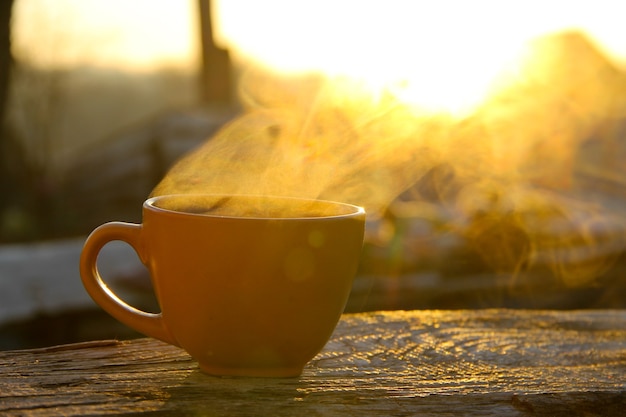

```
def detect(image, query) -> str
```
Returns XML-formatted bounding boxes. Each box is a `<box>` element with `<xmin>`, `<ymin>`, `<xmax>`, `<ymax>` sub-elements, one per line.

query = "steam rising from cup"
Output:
<box><xmin>152</xmin><ymin>31</ymin><xmax>626</xmax><ymax>288</ymax></box>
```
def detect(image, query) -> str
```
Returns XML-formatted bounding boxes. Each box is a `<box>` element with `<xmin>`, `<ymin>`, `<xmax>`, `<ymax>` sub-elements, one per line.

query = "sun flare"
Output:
<box><xmin>215</xmin><ymin>0</ymin><xmax>626</xmax><ymax>116</ymax></box>
<box><xmin>13</xmin><ymin>0</ymin><xmax>626</xmax><ymax>115</ymax></box>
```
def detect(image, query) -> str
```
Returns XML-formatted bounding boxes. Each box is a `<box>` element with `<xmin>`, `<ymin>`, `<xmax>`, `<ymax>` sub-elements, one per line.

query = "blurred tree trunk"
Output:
<box><xmin>198</xmin><ymin>0</ymin><xmax>232</xmax><ymax>105</ymax></box>
<box><xmin>0</xmin><ymin>0</ymin><xmax>14</xmax><ymax>212</ymax></box>
<box><xmin>0</xmin><ymin>0</ymin><xmax>25</xmax><ymax>241</ymax></box>
<box><xmin>0</xmin><ymin>0</ymin><xmax>12</xmax><ymax>126</ymax></box>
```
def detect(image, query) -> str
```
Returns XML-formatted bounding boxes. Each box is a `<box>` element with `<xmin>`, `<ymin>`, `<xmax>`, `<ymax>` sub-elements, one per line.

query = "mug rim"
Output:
<box><xmin>144</xmin><ymin>193</ymin><xmax>365</xmax><ymax>220</ymax></box>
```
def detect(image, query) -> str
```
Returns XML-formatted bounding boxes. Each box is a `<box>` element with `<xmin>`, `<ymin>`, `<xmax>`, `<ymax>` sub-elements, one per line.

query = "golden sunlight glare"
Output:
<box><xmin>215</xmin><ymin>0</ymin><xmax>626</xmax><ymax>116</ymax></box>
<box><xmin>12</xmin><ymin>0</ymin><xmax>626</xmax><ymax>114</ymax></box>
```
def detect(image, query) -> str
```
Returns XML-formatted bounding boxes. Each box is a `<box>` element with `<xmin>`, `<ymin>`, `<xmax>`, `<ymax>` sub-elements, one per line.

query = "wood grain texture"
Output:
<box><xmin>1</xmin><ymin>309</ymin><xmax>625</xmax><ymax>416</ymax></box>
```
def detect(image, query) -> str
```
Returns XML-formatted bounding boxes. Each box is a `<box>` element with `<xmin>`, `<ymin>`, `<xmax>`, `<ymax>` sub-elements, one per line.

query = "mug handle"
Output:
<box><xmin>79</xmin><ymin>222</ymin><xmax>177</xmax><ymax>346</ymax></box>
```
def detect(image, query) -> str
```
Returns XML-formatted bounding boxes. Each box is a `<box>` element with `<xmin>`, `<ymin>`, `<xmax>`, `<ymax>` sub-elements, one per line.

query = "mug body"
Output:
<box><xmin>142</xmin><ymin>194</ymin><xmax>365</xmax><ymax>377</ymax></box>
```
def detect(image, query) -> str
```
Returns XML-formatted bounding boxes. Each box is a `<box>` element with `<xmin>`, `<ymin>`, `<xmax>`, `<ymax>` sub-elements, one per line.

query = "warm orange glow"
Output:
<box><xmin>13</xmin><ymin>0</ymin><xmax>626</xmax><ymax>114</ymax></box>
<box><xmin>215</xmin><ymin>0</ymin><xmax>626</xmax><ymax>116</ymax></box>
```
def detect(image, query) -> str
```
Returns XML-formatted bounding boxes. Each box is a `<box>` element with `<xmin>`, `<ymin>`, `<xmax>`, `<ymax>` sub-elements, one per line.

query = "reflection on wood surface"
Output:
<box><xmin>1</xmin><ymin>309</ymin><xmax>624</xmax><ymax>416</ymax></box>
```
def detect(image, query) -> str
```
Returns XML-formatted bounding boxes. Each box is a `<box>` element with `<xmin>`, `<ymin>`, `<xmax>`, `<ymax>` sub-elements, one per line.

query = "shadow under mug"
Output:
<box><xmin>80</xmin><ymin>194</ymin><xmax>365</xmax><ymax>377</ymax></box>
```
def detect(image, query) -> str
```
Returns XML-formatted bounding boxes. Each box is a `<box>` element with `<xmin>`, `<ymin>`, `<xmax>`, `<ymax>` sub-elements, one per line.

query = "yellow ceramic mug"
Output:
<box><xmin>80</xmin><ymin>194</ymin><xmax>365</xmax><ymax>377</ymax></box>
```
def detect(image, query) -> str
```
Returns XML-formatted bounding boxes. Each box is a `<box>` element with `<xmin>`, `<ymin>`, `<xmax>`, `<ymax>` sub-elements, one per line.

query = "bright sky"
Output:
<box><xmin>11</xmin><ymin>0</ymin><xmax>626</xmax><ymax>113</ymax></box>
<box><xmin>216</xmin><ymin>0</ymin><xmax>626</xmax><ymax>69</ymax></box>
<box><xmin>12</xmin><ymin>0</ymin><xmax>200</xmax><ymax>70</ymax></box>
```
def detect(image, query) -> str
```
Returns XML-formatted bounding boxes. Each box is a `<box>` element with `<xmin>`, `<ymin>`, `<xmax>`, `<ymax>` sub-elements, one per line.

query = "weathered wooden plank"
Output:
<box><xmin>1</xmin><ymin>310</ymin><xmax>625</xmax><ymax>416</ymax></box>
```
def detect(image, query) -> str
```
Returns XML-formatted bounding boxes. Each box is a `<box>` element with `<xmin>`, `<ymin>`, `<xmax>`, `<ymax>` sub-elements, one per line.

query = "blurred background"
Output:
<box><xmin>1</xmin><ymin>0</ymin><xmax>625</xmax><ymax>349</ymax></box>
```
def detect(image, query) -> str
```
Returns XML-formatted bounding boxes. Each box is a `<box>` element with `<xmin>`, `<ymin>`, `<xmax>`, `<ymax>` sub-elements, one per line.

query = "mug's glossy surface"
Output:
<box><xmin>80</xmin><ymin>194</ymin><xmax>365</xmax><ymax>377</ymax></box>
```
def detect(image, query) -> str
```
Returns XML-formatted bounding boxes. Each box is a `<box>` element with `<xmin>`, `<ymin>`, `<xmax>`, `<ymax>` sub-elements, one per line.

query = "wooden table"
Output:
<box><xmin>1</xmin><ymin>309</ymin><xmax>625</xmax><ymax>416</ymax></box>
